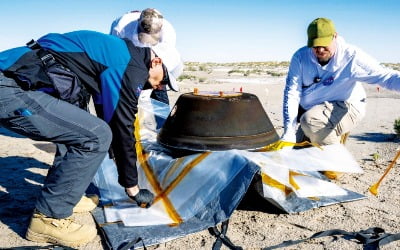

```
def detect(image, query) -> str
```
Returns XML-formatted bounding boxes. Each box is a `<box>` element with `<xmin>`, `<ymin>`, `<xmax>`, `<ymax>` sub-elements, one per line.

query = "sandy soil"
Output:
<box><xmin>1</xmin><ymin>65</ymin><xmax>400</xmax><ymax>249</ymax></box>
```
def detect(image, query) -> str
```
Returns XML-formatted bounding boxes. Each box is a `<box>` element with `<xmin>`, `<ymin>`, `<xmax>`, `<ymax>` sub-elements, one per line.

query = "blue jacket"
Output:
<box><xmin>0</xmin><ymin>30</ymin><xmax>152</xmax><ymax>187</ymax></box>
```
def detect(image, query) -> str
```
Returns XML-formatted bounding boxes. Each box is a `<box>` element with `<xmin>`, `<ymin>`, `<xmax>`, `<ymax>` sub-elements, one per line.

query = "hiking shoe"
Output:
<box><xmin>73</xmin><ymin>194</ymin><xmax>99</xmax><ymax>213</ymax></box>
<box><xmin>26</xmin><ymin>211</ymin><xmax>97</xmax><ymax>247</ymax></box>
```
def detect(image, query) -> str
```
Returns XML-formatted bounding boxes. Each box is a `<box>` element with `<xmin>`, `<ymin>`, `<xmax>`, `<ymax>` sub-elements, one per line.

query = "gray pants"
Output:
<box><xmin>299</xmin><ymin>101</ymin><xmax>364</xmax><ymax>145</ymax></box>
<box><xmin>0</xmin><ymin>74</ymin><xmax>112</xmax><ymax>218</ymax></box>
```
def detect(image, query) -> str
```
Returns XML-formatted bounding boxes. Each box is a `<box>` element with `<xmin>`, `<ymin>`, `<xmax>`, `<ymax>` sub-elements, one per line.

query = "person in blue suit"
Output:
<box><xmin>0</xmin><ymin>30</ymin><xmax>182</xmax><ymax>247</ymax></box>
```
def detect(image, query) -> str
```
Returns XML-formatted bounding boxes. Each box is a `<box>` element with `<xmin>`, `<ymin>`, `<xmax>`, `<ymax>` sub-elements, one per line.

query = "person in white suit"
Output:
<box><xmin>110</xmin><ymin>8</ymin><xmax>182</xmax><ymax>104</ymax></box>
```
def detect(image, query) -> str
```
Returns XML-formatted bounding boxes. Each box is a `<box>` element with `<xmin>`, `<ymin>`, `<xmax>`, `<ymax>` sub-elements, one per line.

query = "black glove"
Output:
<box><xmin>126</xmin><ymin>189</ymin><xmax>154</xmax><ymax>208</ymax></box>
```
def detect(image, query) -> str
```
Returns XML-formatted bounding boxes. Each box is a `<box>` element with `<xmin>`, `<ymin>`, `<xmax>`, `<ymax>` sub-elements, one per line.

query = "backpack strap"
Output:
<box><xmin>26</xmin><ymin>39</ymin><xmax>57</xmax><ymax>68</ymax></box>
<box><xmin>118</xmin><ymin>237</ymin><xmax>147</xmax><ymax>250</ymax></box>
<box><xmin>26</xmin><ymin>39</ymin><xmax>41</xmax><ymax>50</ymax></box>
<box><xmin>264</xmin><ymin>227</ymin><xmax>400</xmax><ymax>249</ymax></box>
<box><xmin>208</xmin><ymin>220</ymin><xmax>243</xmax><ymax>250</ymax></box>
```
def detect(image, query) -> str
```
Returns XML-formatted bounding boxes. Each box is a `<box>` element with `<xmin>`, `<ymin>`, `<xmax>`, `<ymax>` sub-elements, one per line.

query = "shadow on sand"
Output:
<box><xmin>350</xmin><ymin>132</ymin><xmax>399</xmax><ymax>143</ymax></box>
<box><xmin>0</xmin><ymin>126</ymin><xmax>26</xmax><ymax>139</ymax></box>
<box><xmin>0</xmin><ymin>156</ymin><xmax>50</xmax><ymax>238</ymax></box>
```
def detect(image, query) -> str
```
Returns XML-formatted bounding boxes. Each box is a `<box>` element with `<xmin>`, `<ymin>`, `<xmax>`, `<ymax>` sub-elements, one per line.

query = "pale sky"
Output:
<box><xmin>1</xmin><ymin>0</ymin><xmax>399</xmax><ymax>63</ymax></box>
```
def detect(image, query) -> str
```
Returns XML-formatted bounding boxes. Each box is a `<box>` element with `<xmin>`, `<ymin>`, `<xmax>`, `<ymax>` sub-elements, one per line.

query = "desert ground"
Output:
<box><xmin>1</xmin><ymin>62</ymin><xmax>400</xmax><ymax>249</ymax></box>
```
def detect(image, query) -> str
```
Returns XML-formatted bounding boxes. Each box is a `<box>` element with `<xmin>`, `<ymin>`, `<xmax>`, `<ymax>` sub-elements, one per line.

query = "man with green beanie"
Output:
<box><xmin>281</xmin><ymin>17</ymin><xmax>400</xmax><ymax>147</ymax></box>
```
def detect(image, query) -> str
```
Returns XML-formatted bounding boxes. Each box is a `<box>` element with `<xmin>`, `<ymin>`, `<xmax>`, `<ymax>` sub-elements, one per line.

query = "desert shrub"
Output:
<box><xmin>244</xmin><ymin>69</ymin><xmax>264</xmax><ymax>76</ymax></box>
<box><xmin>382</xmin><ymin>63</ymin><xmax>400</xmax><ymax>71</ymax></box>
<box><xmin>372</xmin><ymin>152</ymin><xmax>380</xmax><ymax>162</ymax></box>
<box><xmin>198</xmin><ymin>65</ymin><xmax>208</xmax><ymax>71</ymax></box>
<box><xmin>186</xmin><ymin>66</ymin><xmax>198</xmax><ymax>71</ymax></box>
<box><xmin>394</xmin><ymin>118</ymin><xmax>400</xmax><ymax>136</ymax></box>
<box><xmin>177</xmin><ymin>74</ymin><xmax>197</xmax><ymax>81</ymax></box>
<box><xmin>266</xmin><ymin>71</ymin><xmax>286</xmax><ymax>77</ymax></box>
<box><xmin>228</xmin><ymin>69</ymin><xmax>245</xmax><ymax>75</ymax></box>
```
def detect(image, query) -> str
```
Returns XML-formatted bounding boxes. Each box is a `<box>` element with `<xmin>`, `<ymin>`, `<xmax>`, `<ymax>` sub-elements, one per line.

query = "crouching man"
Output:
<box><xmin>0</xmin><ymin>30</ymin><xmax>182</xmax><ymax>247</ymax></box>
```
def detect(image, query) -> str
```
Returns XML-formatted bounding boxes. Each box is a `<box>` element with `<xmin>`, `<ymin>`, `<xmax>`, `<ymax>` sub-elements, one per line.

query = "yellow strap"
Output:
<box><xmin>134</xmin><ymin>114</ymin><xmax>183</xmax><ymax>224</ymax></box>
<box><xmin>134</xmin><ymin>113</ymin><xmax>212</xmax><ymax>225</ymax></box>
<box><xmin>261</xmin><ymin>171</ymin><xmax>305</xmax><ymax>196</ymax></box>
<box><xmin>258</xmin><ymin>140</ymin><xmax>322</xmax><ymax>152</ymax></box>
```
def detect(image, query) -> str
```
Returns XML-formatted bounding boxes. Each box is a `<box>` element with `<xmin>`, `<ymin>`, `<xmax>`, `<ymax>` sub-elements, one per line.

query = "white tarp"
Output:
<box><xmin>93</xmin><ymin>90</ymin><xmax>365</xmax><ymax>227</ymax></box>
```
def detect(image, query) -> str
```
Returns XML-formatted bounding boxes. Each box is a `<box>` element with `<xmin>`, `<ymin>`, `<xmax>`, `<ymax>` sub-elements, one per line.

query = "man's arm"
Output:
<box><xmin>99</xmin><ymin>46</ymin><xmax>155</xmax><ymax>205</ymax></box>
<box><xmin>351</xmin><ymin>49</ymin><xmax>400</xmax><ymax>91</ymax></box>
<box><xmin>110</xmin><ymin>12</ymin><xmax>141</xmax><ymax>38</ymax></box>
<box><xmin>281</xmin><ymin>53</ymin><xmax>303</xmax><ymax>142</ymax></box>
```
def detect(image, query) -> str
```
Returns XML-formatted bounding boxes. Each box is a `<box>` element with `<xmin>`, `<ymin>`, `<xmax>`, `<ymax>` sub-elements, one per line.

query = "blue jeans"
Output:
<box><xmin>0</xmin><ymin>74</ymin><xmax>112</xmax><ymax>218</ymax></box>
